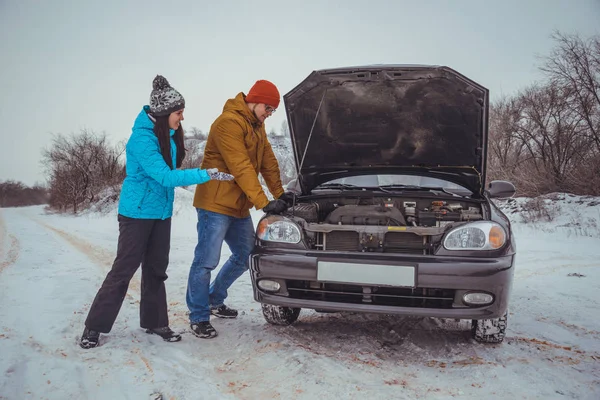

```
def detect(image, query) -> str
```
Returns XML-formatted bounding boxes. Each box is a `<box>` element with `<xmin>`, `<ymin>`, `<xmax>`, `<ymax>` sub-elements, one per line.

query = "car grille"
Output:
<box><xmin>383</xmin><ymin>232</ymin><xmax>430</xmax><ymax>254</ymax></box>
<box><xmin>286</xmin><ymin>281</ymin><xmax>455</xmax><ymax>309</ymax></box>
<box><xmin>324</xmin><ymin>231</ymin><xmax>359</xmax><ymax>251</ymax></box>
<box><xmin>322</xmin><ymin>231</ymin><xmax>431</xmax><ymax>255</ymax></box>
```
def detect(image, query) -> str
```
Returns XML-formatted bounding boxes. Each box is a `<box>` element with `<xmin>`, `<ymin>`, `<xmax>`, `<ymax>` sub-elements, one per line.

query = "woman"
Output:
<box><xmin>80</xmin><ymin>75</ymin><xmax>233</xmax><ymax>349</ymax></box>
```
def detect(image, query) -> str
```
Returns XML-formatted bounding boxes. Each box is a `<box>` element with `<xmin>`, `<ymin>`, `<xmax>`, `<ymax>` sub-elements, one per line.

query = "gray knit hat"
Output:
<box><xmin>149</xmin><ymin>75</ymin><xmax>185</xmax><ymax>116</ymax></box>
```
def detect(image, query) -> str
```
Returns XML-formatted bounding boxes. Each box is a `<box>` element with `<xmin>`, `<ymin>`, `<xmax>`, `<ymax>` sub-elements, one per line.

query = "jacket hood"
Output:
<box><xmin>134</xmin><ymin>106</ymin><xmax>176</xmax><ymax>137</ymax></box>
<box><xmin>283</xmin><ymin>65</ymin><xmax>489</xmax><ymax>195</ymax></box>
<box><xmin>223</xmin><ymin>93</ymin><xmax>262</xmax><ymax>127</ymax></box>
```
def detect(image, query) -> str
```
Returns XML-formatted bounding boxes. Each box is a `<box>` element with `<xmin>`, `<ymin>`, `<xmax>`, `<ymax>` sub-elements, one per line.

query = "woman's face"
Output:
<box><xmin>168</xmin><ymin>109</ymin><xmax>185</xmax><ymax>130</ymax></box>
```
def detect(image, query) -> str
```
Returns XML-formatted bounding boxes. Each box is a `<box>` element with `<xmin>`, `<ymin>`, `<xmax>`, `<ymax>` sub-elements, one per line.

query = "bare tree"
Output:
<box><xmin>488</xmin><ymin>96</ymin><xmax>527</xmax><ymax>181</ymax></box>
<box><xmin>42</xmin><ymin>130</ymin><xmax>125</xmax><ymax>213</ymax></box>
<box><xmin>513</xmin><ymin>83</ymin><xmax>591</xmax><ymax>194</ymax></box>
<box><xmin>487</xmin><ymin>84</ymin><xmax>593</xmax><ymax>196</ymax></box>
<box><xmin>541</xmin><ymin>32</ymin><xmax>600</xmax><ymax>152</ymax></box>
<box><xmin>487</xmin><ymin>32</ymin><xmax>600</xmax><ymax>196</ymax></box>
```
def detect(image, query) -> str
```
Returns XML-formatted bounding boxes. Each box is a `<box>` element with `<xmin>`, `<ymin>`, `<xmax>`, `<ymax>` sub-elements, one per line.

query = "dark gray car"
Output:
<box><xmin>249</xmin><ymin>65</ymin><xmax>516</xmax><ymax>343</ymax></box>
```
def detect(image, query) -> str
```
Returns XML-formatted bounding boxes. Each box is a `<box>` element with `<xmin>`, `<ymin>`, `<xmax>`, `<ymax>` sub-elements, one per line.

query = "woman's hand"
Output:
<box><xmin>206</xmin><ymin>168</ymin><xmax>234</xmax><ymax>181</ymax></box>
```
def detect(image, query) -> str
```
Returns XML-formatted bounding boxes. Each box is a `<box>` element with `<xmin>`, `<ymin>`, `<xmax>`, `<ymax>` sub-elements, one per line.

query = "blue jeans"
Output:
<box><xmin>186</xmin><ymin>208</ymin><xmax>255</xmax><ymax>323</ymax></box>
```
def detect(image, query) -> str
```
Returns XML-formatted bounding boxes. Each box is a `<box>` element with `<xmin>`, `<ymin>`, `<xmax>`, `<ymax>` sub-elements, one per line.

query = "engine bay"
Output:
<box><xmin>282</xmin><ymin>194</ymin><xmax>485</xmax><ymax>253</ymax></box>
<box><xmin>285</xmin><ymin>195</ymin><xmax>483</xmax><ymax>227</ymax></box>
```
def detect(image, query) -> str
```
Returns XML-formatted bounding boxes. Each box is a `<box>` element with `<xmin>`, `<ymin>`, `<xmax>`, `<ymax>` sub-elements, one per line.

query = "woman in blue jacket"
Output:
<box><xmin>80</xmin><ymin>75</ymin><xmax>233</xmax><ymax>349</ymax></box>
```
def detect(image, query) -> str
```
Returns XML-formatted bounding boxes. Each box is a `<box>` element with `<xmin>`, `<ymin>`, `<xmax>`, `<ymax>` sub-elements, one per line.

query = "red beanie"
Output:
<box><xmin>245</xmin><ymin>80</ymin><xmax>280</xmax><ymax>108</ymax></box>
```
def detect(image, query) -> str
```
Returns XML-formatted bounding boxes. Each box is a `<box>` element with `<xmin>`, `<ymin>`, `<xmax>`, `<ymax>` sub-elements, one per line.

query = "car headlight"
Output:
<box><xmin>443</xmin><ymin>221</ymin><xmax>507</xmax><ymax>250</ymax></box>
<box><xmin>256</xmin><ymin>215</ymin><xmax>302</xmax><ymax>244</ymax></box>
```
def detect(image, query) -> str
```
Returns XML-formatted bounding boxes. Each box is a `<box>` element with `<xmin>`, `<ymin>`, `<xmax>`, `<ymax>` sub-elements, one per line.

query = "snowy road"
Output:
<box><xmin>0</xmin><ymin>199</ymin><xmax>599</xmax><ymax>400</ymax></box>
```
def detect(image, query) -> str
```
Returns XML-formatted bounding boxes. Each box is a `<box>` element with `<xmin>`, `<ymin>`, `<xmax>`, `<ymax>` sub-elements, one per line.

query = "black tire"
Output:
<box><xmin>261</xmin><ymin>304</ymin><xmax>301</xmax><ymax>325</ymax></box>
<box><xmin>471</xmin><ymin>312</ymin><xmax>508</xmax><ymax>343</ymax></box>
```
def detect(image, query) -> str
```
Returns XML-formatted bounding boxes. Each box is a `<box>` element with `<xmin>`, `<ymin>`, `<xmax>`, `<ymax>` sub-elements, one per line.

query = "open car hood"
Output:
<box><xmin>283</xmin><ymin>65</ymin><xmax>489</xmax><ymax>195</ymax></box>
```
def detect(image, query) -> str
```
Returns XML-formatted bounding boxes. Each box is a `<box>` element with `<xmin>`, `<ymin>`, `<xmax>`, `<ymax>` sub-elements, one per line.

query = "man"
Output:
<box><xmin>186</xmin><ymin>80</ymin><xmax>292</xmax><ymax>338</ymax></box>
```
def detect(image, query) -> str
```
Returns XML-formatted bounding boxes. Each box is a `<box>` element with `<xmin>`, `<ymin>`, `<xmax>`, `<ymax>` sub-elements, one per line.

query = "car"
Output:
<box><xmin>249</xmin><ymin>65</ymin><xmax>516</xmax><ymax>344</ymax></box>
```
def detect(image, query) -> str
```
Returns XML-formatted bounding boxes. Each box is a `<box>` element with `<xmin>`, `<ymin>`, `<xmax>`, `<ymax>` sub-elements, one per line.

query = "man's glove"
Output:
<box><xmin>206</xmin><ymin>168</ymin><xmax>234</xmax><ymax>181</ymax></box>
<box><xmin>278</xmin><ymin>191</ymin><xmax>296</xmax><ymax>206</ymax></box>
<box><xmin>263</xmin><ymin>199</ymin><xmax>288</xmax><ymax>214</ymax></box>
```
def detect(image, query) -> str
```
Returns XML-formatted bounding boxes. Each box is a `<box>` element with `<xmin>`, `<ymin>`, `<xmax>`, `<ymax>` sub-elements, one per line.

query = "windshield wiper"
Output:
<box><xmin>377</xmin><ymin>185</ymin><xmax>464</xmax><ymax>197</ymax></box>
<box><xmin>314</xmin><ymin>183</ymin><xmax>359</xmax><ymax>190</ymax></box>
<box><xmin>377</xmin><ymin>184</ymin><xmax>422</xmax><ymax>190</ymax></box>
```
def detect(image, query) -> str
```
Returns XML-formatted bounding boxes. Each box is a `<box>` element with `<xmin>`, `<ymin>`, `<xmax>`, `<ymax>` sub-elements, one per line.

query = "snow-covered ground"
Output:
<box><xmin>0</xmin><ymin>190</ymin><xmax>599</xmax><ymax>400</ymax></box>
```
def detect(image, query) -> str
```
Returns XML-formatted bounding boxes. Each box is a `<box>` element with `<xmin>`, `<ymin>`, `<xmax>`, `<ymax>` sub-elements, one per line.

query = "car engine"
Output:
<box><xmin>283</xmin><ymin>196</ymin><xmax>484</xmax><ymax>254</ymax></box>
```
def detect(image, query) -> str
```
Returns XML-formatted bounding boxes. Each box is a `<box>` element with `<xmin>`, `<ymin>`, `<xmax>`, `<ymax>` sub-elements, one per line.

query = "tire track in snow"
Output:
<box><xmin>505</xmin><ymin>336</ymin><xmax>600</xmax><ymax>368</ymax></box>
<box><xmin>0</xmin><ymin>235</ymin><xmax>20</xmax><ymax>275</ymax></box>
<box><xmin>0</xmin><ymin>210</ymin><xmax>21</xmax><ymax>274</ymax></box>
<box><xmin>131</xmin><ymin>347</ymin><xmax>154</xmax><ymax>376</ymax></box>
<box><xmin>27</xmin><ymin>215</ymin><xmax>141</xmax><ymax>297</ymax></box>
<box><xmin>0</xmin><ymin>209</ymin><xmax>5</xmax><ymax>255</ymax></box>
<box><xmin>535</xmin><ymin>316</ymin><xmax>600</xmax><ymax>339</ymax></box>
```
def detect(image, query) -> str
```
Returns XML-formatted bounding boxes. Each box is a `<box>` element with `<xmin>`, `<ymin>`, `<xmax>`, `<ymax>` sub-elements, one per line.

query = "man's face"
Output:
<box><xmin>253</xmin><ymin>103</ymin><xmax>276</xmax><ymax>123</ymax></box>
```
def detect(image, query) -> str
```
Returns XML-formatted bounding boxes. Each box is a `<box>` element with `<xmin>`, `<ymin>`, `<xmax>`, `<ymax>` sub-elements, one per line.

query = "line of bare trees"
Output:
<box><xmin>488</xmin><ymin>32</ymin><xmax>600</xmax><ymax>196</ymax></box>
<box><xmin>0</xmin><ymin>181</ymin><xmax>48</xmax><ymax>207</ymax></box>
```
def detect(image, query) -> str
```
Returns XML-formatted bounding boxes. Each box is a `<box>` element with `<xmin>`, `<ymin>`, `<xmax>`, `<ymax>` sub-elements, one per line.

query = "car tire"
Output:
<box><xmin>471</xmin><ymin>312</ymin><xmax>508</xmax><ymax>343</ymax></box>
<box><xmin>261</xmin><ymin>304</ymin><xmax>301</xmax><ymax>325</ymax></box>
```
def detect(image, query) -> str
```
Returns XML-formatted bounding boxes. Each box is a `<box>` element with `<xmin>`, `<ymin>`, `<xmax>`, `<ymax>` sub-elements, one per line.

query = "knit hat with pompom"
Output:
<box><xmin>149</xmin><ymin>75</ymin><xmax>185</xmax><ymax>116</ymax></box>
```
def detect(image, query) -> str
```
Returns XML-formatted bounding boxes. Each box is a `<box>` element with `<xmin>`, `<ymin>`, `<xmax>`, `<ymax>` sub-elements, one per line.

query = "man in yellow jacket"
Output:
<box><xmin>186</xmin><ymin>80</ymin><xmax>291</xmax><ymax>338</ymax></box>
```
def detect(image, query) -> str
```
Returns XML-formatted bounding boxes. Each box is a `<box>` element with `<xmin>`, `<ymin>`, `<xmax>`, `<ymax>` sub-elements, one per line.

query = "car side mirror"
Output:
<box><xmin>487</xmin><ymin>180</ymin><xmax>516</xmax><ymax>198</ymax></box>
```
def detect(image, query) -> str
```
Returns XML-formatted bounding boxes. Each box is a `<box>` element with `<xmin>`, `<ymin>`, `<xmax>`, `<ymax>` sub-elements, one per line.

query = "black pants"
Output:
<box><xmin>85</xmin><ymin>215</ymin><xmax>171</xmax><ymax>333</ymax></box>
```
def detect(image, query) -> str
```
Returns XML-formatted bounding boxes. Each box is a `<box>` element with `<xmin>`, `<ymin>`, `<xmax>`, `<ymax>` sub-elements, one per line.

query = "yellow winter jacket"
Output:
<box><xmin>193</xmin><ymin>92</ymin><xmax>284</xmax><ymax>218</ymax></box>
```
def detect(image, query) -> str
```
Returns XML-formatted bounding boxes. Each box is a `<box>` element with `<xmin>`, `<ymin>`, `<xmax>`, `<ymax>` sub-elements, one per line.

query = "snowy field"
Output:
<box><xmin>0</xmin><ymin>190</ymin><xmax>599</xmax><ymax>400</ymax></box>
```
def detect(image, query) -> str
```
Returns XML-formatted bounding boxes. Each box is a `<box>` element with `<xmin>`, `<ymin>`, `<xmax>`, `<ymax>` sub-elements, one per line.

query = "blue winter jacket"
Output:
<box><xmin>118</xmin><ymin>106</ymin><xmax>211</xmax><ymax>219</ymax></box>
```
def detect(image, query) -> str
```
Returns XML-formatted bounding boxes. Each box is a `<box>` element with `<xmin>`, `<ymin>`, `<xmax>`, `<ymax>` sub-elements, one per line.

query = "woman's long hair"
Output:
<box><xmin>153</xmin><ymin>114</ymin><xmax>186</xmax><ymax>169</ymax></box>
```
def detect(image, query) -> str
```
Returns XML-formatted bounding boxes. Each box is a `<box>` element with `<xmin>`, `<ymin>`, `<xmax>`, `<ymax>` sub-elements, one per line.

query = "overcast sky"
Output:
<box><xmin>1</xmin><ymin>0</ymin><xmax>599</xmax><ymax>185</ymax></box>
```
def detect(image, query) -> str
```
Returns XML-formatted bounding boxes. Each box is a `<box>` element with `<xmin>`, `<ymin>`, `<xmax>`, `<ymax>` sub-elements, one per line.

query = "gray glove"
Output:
<box><xmin>206</xmin><ymin>168</ymin><xmax>234</xmax><ymax>181</ymax></box>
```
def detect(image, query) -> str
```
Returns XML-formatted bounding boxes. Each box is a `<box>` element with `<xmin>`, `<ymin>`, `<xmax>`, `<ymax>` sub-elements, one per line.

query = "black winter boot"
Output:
<box><xmin>145</xmin><ymin>327</ymin><xmax>182</xmax><ymax>342</ymax></box>
<box><xmin>80</xmin><ymin>327</ymin><xmax>100</xmax><ymax>349</ymax></box>
<box><xmin>210</xmin><ymin>304</ymin><xmax>238</xmax><ymax>319</ymax></box>
<box><xmin>190</xmin><ymin>322</ymin><xmax>218</xmax><ymax>338</ymax></box>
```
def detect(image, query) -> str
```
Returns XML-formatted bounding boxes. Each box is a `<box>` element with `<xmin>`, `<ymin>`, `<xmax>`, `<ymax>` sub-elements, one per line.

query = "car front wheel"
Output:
<box><xmin>471</xmin><ymin>312</ymin><xmax>508</xmax><ymax>343</ymax></box>
<box><xmin>261</xmin><ymin>304</ymin><xmax>301</xmax><ymax>325</ymax></box>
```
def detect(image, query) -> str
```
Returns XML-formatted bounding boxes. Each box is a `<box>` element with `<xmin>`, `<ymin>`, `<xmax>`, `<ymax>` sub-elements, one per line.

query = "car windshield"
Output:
<box><xmin>315</xmin><ymin>174</ymin><xmax>472</xmax><ymax>195</ymax></box>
